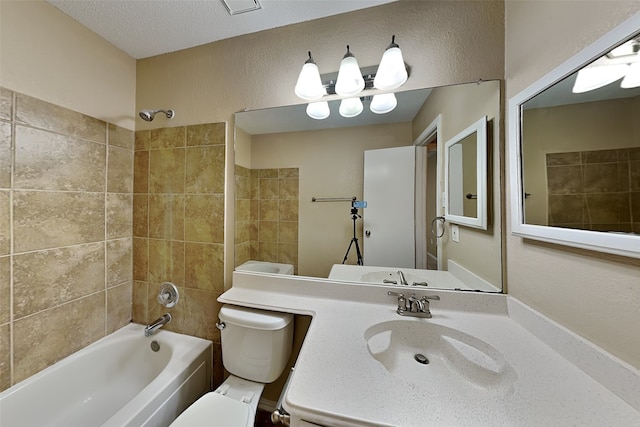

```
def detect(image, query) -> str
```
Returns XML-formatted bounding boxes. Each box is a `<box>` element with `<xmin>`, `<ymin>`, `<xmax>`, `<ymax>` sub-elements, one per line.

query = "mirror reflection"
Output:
<box><xmin>521</xmin><ymin>33</ymin><xmax>640</xmax><ymax>235</ymax></box>
<box><xmin>235</xmin><ymin>80</ymin><xmax>503</xmax><ymax>292</ymax></box>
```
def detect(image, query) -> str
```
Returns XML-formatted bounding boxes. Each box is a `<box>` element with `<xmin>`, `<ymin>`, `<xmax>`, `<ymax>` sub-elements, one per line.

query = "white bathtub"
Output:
<box><xmin>236</xmin><ymin>260</ymin><xmax>294</xmax><ymax>275</ymax></box>
<box><xmin>0</xmin><ymin>323</ymin><xmax>212</xmax><ymax>427</ymax></box>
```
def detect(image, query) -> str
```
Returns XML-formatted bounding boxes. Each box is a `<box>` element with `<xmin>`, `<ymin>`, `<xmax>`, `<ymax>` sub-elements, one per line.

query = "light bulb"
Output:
<box><xmin>370</xmin><ymin>93</ymin><xmax>398</xmax><ymax>114</ymax></box>
<box><xmin>621</xmin><ymin>62</ymin><xmax>640</xmax><ymax>89</ymax></box>
<box><xmin>295</xmin><ymin>52</ymin><xmax>325</xmax><ymax>101</ymax></box>
<box><xmin>306</xmin><ymin>101</ymin><xmax>330</xmax><ymax>120</ymax></box>
<box><xmin>335</xmin><ymin>46</ymin><xmax>365</xmax><ymax>97</ymax></box>
<box><xmin>572</xmin><ymin>64</ymin><xmax>628</xmax><ymax>93</ymax></box>
<box><xmin>339</xmin><ymin>97</ymin><xmax>363</xmax><ymax>118</ymax></box>
<box><xmin>374</xmin><ymin>36</ymin><xmax>408</xmax><ymax>90</ymax></box>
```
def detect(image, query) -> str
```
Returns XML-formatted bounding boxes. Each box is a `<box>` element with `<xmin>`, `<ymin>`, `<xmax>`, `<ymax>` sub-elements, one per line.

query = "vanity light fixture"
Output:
<box><xmin>373</xmin><ymin>35</ymin><xmax>408</xmax><ymax>90</ymax></box>
<box><xmin>339</xmin><ymin>97</ymin><xmax>364</xmax><ymax>118</ymax></box>
<box><xmin>295</xmin><ymin>51</ymin><xmax>326</xmax><ymax>101</ymax></box>
<box><xmin>306</xmin><ymin>101</ymin><xmax>330</xmax><ymax>120</ymax></box>
<box><xmin>572</xmin><ymin>36</ymin><xmax>640</xmax><ymax>93</ymax></box>
<box><xmin>295</xmin><ymin>37</ymin><xmax>409</xmax><ymax>119</ymax></box>
<box><xmin>370</xmin><ymin>93</ymin><xmax>398</xmax><ymax>114</ymax></box>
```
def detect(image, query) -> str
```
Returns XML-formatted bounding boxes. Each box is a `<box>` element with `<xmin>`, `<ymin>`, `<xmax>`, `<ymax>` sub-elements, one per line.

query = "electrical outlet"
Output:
<box><xmin>451</xmin><ymin>224</ymin><xmax>460</xmax><ymax>243</ymax></box>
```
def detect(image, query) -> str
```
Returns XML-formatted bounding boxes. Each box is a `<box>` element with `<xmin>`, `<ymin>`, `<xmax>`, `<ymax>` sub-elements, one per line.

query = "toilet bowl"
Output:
<box><xmin>170</xmin><ymin>305</ymin><xmax>294</xmax><ymax>427</ymax></box>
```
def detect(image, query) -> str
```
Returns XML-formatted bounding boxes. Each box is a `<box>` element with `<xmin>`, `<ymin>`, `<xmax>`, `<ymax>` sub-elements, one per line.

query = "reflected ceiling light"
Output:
<box><xmin>370</xmin><ymin>93</ymin><xmax>398</xmax><ymax>114</ymax></box>
<box><xmin>374</xmin><ymin>35</ymin><xmax>408</xmax><ymax>90</ymax></box>
<box><xmin>572</xmin><ymin>63</ymin><xmax>629</xmax><ymax>93</ymax></box>
<box><xmin>295</xmin><ymin>51</ymin><xmax>325</xmax><ymax>101</ymax></box>
<box><xmin>621</xmin><ymin>62</ymin><xmax>640</xmax><ymax>88</ymax></box>
<box><xmin>306</xmin><ymin>101</ymin><xmax>330</xmax><ymax>120</ymax></box>
<box><xmin>335</xmin><ymin>45</ymin><xmax>365</xmax><ymax>97</ymax></box>
<box><xmin>339</xmin><ymin>97</ymin><xmax>363</xmax><ymax>118</ymax></box>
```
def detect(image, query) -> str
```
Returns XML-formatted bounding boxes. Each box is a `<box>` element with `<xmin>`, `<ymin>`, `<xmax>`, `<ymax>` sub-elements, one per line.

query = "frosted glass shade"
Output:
<box><xmin>339</xmin><ymin>97</ymin><xmax>363</xmax><ymax>118</ymax></box>
<box><xmin>306</xmin><ymin>101</ymin><xmax>330</xmax><ymax>120</ymax></box>
<box><xmin>572</xmin><ymin>64</ymin><xmax>628</xmax><ymax>93</ymax></box>
<box><xmin>374</xmin><ymin>47</ymin><xmax>408</xmax><ymax>90</ymax></box>
<box><xmin>621</xmin><ymin>62</ymin><xmax>640</xmax><ymax>88</ymax></box>
<box><xmin>370</xmin><ymin>93</ymin><xmax>398</xmax><ymax>114</ymax></box>
<box><xmin>295</xmin><ymin>62</ymin><xmax>325</xmax><ymax>101</ymax></box>
<box><xmin>335</xmin><ymin>56</ymin><xmax>365</xmax><ymax>97</ymax></box>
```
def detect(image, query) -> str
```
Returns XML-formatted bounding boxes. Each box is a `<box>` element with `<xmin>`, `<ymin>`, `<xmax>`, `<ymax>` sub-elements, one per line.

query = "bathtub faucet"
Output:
<box><xmin>144</xmin><ymin>313</ymin><xmax>172</xmax><ymax>337</ymax></box>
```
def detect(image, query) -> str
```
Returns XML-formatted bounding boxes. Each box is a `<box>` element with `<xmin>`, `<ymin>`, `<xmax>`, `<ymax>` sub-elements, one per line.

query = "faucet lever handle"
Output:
<box><xmin>387</xmin><ymin>291</ymin><xmax>404</xmax><ymax>298</ymax></box>
<box><xmin>421</xmin><ymin>295</ymin><xmax>440</xmax><ymax>301</ymax></box>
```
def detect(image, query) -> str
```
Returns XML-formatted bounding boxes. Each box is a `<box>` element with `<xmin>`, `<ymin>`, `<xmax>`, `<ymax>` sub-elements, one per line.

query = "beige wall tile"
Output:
<box><xmin>107</xmin><ymin>238</ymin><xmax>132</xmax><ymax>288</ymax></box>
<box><xmin>0</xmin><ymin>256</ymin><xmax>9</xmax><ymax>324</ymax></box>
<box><xmin>278</xmin><ymin>222</ymin><xmax>298</xmax><ymax>243</ymax></box>
<box><xmin>235</xmin><ymin>220</ymin><xmax>250</xmax><ymax>244</ymax></box>
<box><xmin>13</xmin><ymin>191</ymin><xmax>104</xmax><ymax>252</ymax></box>
<box><xmin>150</xmin><ymin>126</ymin><xmax>185</xmax><ymax>149</ymax></box>
<box><xmin>134</xmin><ymin>130</ymin><xmax>150</xmax><ymax>151</ymax></box>
<box><xmin>186</xmin><ymin>123</ymin><xmax>225</xmax><ymax>147</ymax></box>
<box><xmin>0</xmin><ymin>191</ymin><xmax>9</xmax><ymax>255</ymax></box>
<box><xmin>278</xmin><ymin>243</ymin><xmax>298</xmax><ymax>267</ymax></box>
<box><xmin>279</xmin><ymin>200</ymin><xmax>299</xmax><ymax>221</ymax></box>
<box><xmin>107</xmin><ymin>281</ymin><xmax>132</xmax><ymax>334</ymax></box>
<box><xmin>148</xmin><ymin>195</ymin><xmax>173</xmax><ymax>239</ymax></box>
<box><xmin>108</xmin><ymin>123</ymin><xmax>134</xmax><ymax>150</ymax></box>
<box><xmin>148</xmin><ymin>239</ymin><xmax>171</xmax><ymax>286</ymax></box>
<box><xmin>13</xmin><ymin>243</ymin><xmax>105</xmax><ymax>319</ymax></box>
<box><xmin>258</xmin><ymin>220</ymin><xmax>277</xmax><ymax>242</ymax></box>
<box><xmin>0</xmin><ymin>324</ymin><xmax>9</xmax><ymax>391</ymax></box>
<box><xmin>182</xmin><ymin>288</ymin><xmax>222</xmax><ymax>342</ymax></box>
<box><xmin>236</xmin><ymin>175</ymin><xmax>251</xmax><ymax>200</ymax></box>
<box><xmin>133</xmin><ymin>150</ymin><xmax>149</xmax><ymax>193</ymax></box>
<box><xmin>259</xmin><ymin>241</ymin><xmax>277</xmax><ymax>262</ymax></box>
<box><xmin>260</xmin><ymin>178</ymin><xmax>278</xmax><ymax>200</ymax></box>
<box><xmin>279</xmin><ymin>178</ymin><xmax>299</xmax><ymax>200</ymax></box>
<box><xmin>235</xmin><ymin>198</ymin><xmax>250</xmax><ymax>222</ymax></box>
<box><xmin>106</xmin><ymin>193</ymin><xmax>132</xmax><ymax>239</ymax></box>
<box><xmin>259</xmin><ymin>200</ymin><xmax>278</xmax><ymax>221</ymax></box>
<box><xmin>133</xmin><ymin>237</ymin><xmax>149</xmax><ymax>281</ymax></box>
<box><xmin>107</xmin><ymin>146</ymin><xmax>133</xmax><ymax>193</ymax></box>
<box><xmin>15</xmin><ymin>94</ymin><xmax>106</xmax><ymax>144</ymax></box>
<box><xmin>235</xmin><ymin>242</ymin><xmax>250</xmax><ymax>266</ymax></box>
<box><xmin>0</xmin><ymin>122</ymin><xmax>11</xmax><ymax>189</ymax></box>
<box><xmin>13</xmin><ymin>292</ymin><xmax>105</xmax><ymax>383</ymax></box>
<box><xmin>185</xmin><ymin>146</ymin><xmax>225</xmax><ymax>194</ymax></box>
<box><xmin>132</xmin><ymin>280</ymin><xmax>148</xmax><ymax>324</ymax></box>
<box><xmin>184</xmin><ymin>195</ymin><xmax>224</xmax><ymax>243</ymax></box>
<box><xmin>14</xmin><ymin>126</ymin><xmax>106</xmax><ymax>192</ymax></box>
<box><xmin>133</xmin><ymin>194</ymin><xmax>148</xmax><ymax>238</ymax></box>
<box><xmin>149</xmin><ymin>148</ymin><xmax>185</xmax><ymax>194</ymax></box>
<box><xmin>0</xmin><ymin>87</ymin><xmax>12</xmax><ymax>121</ymax></box>
<box><xmin>185</xmin><ymin>242</ymin><xmax>223</xmax><ymax>292</ymax></box>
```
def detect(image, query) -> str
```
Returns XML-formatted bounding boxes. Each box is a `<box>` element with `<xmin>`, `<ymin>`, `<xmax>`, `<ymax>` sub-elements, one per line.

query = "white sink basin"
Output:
<box><xmin>364</xmin><ymin>320</ymin><xmax>517</xmax><ymax>394</ymax></box>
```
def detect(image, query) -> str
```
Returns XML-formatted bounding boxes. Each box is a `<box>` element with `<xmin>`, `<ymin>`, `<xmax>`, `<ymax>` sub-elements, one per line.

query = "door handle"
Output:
<box><xmin>365</xmin><ymin>230</ymin><xmax>371</xmax><ymax>237</ymax></box>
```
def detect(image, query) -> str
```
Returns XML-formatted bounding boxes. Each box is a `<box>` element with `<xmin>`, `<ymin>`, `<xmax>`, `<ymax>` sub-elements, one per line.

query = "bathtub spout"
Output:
<box><xmin>144</xmin><ymin>313</ymin><xmax>172</xmax><ymax>337</ymax></box>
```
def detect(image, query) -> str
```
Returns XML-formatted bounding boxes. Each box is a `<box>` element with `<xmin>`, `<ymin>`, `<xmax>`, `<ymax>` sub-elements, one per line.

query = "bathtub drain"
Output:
<box><xmin>414</xmin><ymin>353</ymin><xmax>429</xmax><ymax>364</ymax></box>
<box><xmin>151</xmin><ymin>340</ymin><xmax>160</xmax><ymax>352</ymax></box>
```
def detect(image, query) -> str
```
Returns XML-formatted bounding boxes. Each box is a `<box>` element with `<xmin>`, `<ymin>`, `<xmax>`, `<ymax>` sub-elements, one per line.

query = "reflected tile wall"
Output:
<box><xmin>0</xmin><ymin>87</ymin><xmax>134</xmax><ymax>392</ymax></box>
<box><xmin>234</xmin><ymin>167</ymin><xmax>299</xmax><ymax>272</ymax></box>
<box><xmin>547</xmin><ymin>148</ymin><xmax>639</xmax><ymax>232</ymax></box>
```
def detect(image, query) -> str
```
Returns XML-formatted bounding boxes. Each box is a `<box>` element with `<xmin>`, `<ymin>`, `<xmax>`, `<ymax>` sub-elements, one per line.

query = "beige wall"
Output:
<box><xmin>412</xmin><ymin>81</ymin><xmax>503</xmax><ymax>286</ymax></box>
<box><xmin>251</xmin><ymin>122</ymin><xmax>411</xmax><ymax>277</ymax></box>
<box><xmin>505</xmin><ymin>1</ymin><xmax>640</xmax><ymax>368</ymax></box>
<box><xmin>0</xmin><ymin>1</ymin><xmax>136</xmax><ymax>130</ymax></box>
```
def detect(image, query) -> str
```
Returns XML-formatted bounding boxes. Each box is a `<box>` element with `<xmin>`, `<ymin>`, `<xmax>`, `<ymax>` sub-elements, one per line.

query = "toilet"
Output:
<box><xmin>170</xmin><ymin>304</ymin><xmax>294</xmax><ymax>427</ymax></box>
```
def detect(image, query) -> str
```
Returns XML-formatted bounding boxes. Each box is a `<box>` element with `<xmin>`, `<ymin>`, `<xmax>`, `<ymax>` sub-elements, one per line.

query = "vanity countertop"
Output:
<box><xmin>220</xmin><ymin>272</ymin><xmax>640</xmax><ymax>427</ymax></box>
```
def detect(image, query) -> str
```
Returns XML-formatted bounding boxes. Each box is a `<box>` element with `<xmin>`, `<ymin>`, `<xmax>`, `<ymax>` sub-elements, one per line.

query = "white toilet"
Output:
<box><xmin>170</xmin><ymin>304</ymin><xmax>294</xmax><ymax>427</ymax></box>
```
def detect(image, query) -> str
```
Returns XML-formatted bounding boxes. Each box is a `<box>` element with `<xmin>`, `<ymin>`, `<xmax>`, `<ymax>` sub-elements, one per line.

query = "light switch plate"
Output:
<box><xmin>452</xmin><ymin>224</ymin><xmax>460</xmax><ymax>242</ymax></box>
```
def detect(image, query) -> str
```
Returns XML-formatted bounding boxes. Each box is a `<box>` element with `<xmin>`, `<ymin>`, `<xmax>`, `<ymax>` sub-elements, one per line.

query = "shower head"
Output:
<box><xmin>139</xmin><ymin>109</ymin><xmax>175</xmax><ymax>122</ymax></box>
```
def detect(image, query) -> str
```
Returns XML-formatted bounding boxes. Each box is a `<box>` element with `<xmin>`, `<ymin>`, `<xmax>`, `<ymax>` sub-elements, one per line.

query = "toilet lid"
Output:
<box><xmin>169</xmin><ymin>392</ymin><xmax>253</xmax><ymax>427</ymax></box>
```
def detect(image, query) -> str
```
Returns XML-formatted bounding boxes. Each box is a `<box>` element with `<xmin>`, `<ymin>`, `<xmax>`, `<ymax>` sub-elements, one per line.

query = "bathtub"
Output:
<box><xmin>236</xmin><ymin>260</ymin><xmax>294</xmax><ymax>275</ymax></box>
<box><xmin>0</xmin><ymin>323</ymin><xmax>212</xmax><ymax>427</ymax></box>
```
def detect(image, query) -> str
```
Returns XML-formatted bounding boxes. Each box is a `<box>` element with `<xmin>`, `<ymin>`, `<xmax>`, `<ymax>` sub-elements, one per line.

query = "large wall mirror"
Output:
<box><xmin>509</xmin><ymin>14</ymin><xmax>640</xmax><ymax>259</ymax></box>
<box><xmin>235</xmin><ymin>80</ymin><xmax>503</xmax><ymax>292</ymax></box>
<box><xmin>444</xmin><ymin>116</ymin><xmax>488</xmax><ymax>230</ymax></box>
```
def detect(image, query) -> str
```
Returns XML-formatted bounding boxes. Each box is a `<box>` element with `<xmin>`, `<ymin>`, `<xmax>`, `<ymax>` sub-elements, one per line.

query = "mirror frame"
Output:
<box><xmin>444</xmin><ymin>115</ymin><xmax>488</xmax><ymax>230</ymax></box>
<box><xmin>508</xmin><ymin>13</ymin><xmax>640</xmax><ymax>259</ymax></box>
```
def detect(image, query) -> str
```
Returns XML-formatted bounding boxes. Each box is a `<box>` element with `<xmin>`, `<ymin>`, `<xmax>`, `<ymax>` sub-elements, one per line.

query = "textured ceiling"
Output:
<box><xmin>46</xmin><ymin>0</ymin><xmax>397</xmax><ymax>59</ymax></box>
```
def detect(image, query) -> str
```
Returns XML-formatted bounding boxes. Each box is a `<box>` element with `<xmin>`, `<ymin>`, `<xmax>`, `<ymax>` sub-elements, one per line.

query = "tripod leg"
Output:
<box><xmin>342</xmin><ymin>238</ymin><xmax>356</xmax><ymax>264</ymax></box>
<box><xmin>353</xmin><ymin>238</ymin><xmax>363</xmax><ymax>266</ymax></box>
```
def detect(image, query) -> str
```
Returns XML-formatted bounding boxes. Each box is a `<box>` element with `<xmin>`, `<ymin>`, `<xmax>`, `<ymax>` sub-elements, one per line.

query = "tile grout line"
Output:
<box><xmin>9</xmin><ymin>90</ymin><xmax>16</xmax><ymax>387</ymax></box>
<box><xmin>104</xmin><ymin>123</ymin><xmax>109</xmax><ymax>337</ymax></box>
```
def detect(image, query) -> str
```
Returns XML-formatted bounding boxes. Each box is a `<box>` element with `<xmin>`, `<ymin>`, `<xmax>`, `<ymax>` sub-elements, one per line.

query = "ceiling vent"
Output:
<box><xmin>221</xmin><ymin>0</ymin><xmax>262</xmax><ymax>15</ymax></box>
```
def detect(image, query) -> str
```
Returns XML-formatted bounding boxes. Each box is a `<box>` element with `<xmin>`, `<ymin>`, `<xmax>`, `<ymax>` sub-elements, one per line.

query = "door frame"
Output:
<box><xmin>413</xmin><ymin>114</ymin><xmax>443</xmax><ymax>271</ymax></box>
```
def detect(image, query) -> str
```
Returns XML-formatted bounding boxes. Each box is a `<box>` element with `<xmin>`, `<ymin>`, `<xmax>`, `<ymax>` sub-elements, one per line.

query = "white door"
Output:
<box><xmin>363</xmin><ymin>146</ymin><xmax>416</xmax><ymax>268</ymax></box>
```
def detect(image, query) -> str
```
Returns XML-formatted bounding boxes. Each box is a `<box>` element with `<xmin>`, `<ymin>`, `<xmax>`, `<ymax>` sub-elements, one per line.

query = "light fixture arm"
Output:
<box><xmin>386</xmin><ymin>35</ymin><xmax>399</xmax><ymax>50</ymax></box>
<box><xmin>343</xmin><ymin>45</ymin><xmax>355</xmax><ymax>59</ymax></box>
<box><xmin>305</xmin><ymin>51</ymin><xmax>315</xmax><ymax>64</ymax></box>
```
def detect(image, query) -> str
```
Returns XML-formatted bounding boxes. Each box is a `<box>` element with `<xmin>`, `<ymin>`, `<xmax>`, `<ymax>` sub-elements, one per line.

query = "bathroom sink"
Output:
<box><xmin>364</xmin><ymin>320</ymin><xmax>516</xmax><ymax>394</ymax></box>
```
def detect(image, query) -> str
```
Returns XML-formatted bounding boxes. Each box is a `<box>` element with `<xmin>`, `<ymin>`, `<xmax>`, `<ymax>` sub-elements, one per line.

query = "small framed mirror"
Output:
<box><xmin>508</xmin><ymin>14</ymin><xmax>640</xmax><ymax>258</ymax></box>
<box><xmin>444</xmin><ymin>115</ymin><xmax>488</xmax><ymax>230</ymax></box>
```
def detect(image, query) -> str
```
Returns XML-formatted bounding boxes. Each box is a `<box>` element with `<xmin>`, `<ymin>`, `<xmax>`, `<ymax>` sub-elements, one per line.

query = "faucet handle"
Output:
<box><xmin>421</xmin><ymin>295</ymin><xmax>440</xmax><ymax>301</ymax></box>
<box><xmin>387</xmin><ymin>291</ymin><xmax>404</xmax><ymax>298</ymax></box>
<box><xmin>387</xmin><ymin>291</ymin><xmax>407</xmax><ymax>313</ymax></box>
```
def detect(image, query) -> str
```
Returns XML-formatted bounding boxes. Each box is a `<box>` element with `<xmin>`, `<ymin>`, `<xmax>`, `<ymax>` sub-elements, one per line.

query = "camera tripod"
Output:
<box><xmin>342</xmin><ymin>205</ymin><xmax>363</xmax><ymax>266</ymax></box>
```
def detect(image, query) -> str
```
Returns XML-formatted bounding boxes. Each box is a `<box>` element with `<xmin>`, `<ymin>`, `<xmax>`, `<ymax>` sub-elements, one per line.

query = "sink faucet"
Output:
<box><xmin>144</xmin><ymin>313</ymin><xmax>172</xmax><ymax>337</ymax></box>
<box><xmin>397</xmin><ymin>270</ymin><xmax>408</xmax><ymax>286</ymax></box>
<box><xmin>387</xmin><ymin>291</ymin><xmax>440</xmax><ymax>318</ymax></box>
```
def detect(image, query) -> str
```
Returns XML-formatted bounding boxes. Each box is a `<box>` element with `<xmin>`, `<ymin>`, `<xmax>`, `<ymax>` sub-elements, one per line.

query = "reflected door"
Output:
<box><xmin>363</xmin><ymin>146</ymin><xmax>416</xmax><ymax>268</ymax></box>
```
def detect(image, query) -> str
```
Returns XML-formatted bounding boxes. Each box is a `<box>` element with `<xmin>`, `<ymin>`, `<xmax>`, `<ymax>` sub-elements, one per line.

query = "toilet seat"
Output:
<box><xmin>169</xmin><ymin>392</ymin><xmax>253</xmax><ymax>427</ymax></box>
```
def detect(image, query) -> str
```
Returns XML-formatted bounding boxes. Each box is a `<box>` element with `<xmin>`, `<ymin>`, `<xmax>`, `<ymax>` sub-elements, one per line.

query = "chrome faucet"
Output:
<box><xmin>397</xmin><ymin>270</ymin><xmax>408</xmax><ymax>286</ymax></box>
<box><xmin>387</xmin><ymin>291</ymin><xmax>440</xmax><ymax>318</ymax></box>
<box><xmin>144</xmin><ymin>313</ymin><xmax>172</xmax><ymax>337</ymax></box>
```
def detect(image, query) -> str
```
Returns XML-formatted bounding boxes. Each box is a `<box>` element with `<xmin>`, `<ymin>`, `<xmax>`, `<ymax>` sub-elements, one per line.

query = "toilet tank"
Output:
<box><xmin>218</xmin><ymin>305</ymin><xmax>294</xmax><ymax>383</ymax></box>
